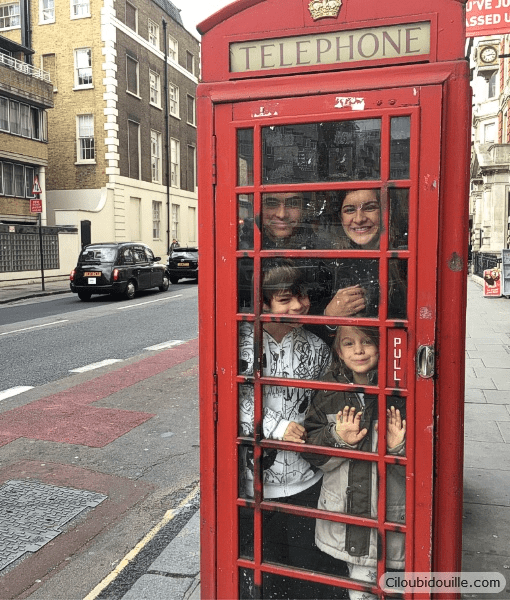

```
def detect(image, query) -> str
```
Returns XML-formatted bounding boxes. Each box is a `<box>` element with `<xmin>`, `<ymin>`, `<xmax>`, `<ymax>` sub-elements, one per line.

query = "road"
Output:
<box><xmin>0</xmin><ymin>284</ymin><xmax>201</xmax><ymax>599</ymax></box>
<box><xmin>0</xmin><ymin>282</ymin><xmax>198</xmax><ymax>392</ymax></box>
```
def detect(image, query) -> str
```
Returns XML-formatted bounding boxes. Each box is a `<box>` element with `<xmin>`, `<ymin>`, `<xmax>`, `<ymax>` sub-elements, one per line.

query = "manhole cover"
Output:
<box><xmin>0</xmin><ymin>480</ymin><xmax>107</xmax><ymax>572</ymax></box>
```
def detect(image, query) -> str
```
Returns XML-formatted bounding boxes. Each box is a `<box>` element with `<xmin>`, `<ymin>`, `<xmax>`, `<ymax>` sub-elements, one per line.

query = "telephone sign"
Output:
<box><xmin>198</xmin><ymin>0</ymin><xmax>470</xmax><ymax>598</ymax></box>
<box><xmin>30</xmin><ymin>199</ymin><xmax>43</xmax><ymax>213</ymax></box>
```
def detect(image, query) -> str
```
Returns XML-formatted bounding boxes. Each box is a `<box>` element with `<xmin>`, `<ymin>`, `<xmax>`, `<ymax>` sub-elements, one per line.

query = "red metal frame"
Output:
<box><xmin>198</xmin><ymin>1</ymin><xmax>470</xmax><ymax>598</ymax></box>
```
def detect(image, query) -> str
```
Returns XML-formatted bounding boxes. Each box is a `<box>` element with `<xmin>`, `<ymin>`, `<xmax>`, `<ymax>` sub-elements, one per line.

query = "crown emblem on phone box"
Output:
<box><xmin>308</xmin><ymin>0</ymin><xmax>342</xmax><ymax>20</ymax></box>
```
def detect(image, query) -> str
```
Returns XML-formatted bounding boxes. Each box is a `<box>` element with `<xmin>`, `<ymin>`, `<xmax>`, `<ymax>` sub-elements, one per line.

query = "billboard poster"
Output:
<box><xmin>483</xmin><ymin>268</ymin><xmax>502</xmax><ymax>296</ymax></box>
<box><xmin>466</xmin><ymin>0</ymin><xmax>510</xmax><ymax>38</ymax></box>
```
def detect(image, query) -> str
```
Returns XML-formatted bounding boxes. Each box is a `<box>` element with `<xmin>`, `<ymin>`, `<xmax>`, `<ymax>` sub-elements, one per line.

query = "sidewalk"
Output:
<box><xmin>0</xmin><ymin>277</ymin><xmax>70</xmax><ymax>304</ymax></box>
<box><xmin>1</xmin><ymin>277</ymin><xmax>509</xmax><ymax>598</ymax></box>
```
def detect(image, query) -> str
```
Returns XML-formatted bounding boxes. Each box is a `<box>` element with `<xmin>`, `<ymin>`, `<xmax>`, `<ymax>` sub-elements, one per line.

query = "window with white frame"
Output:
<box><xmin>149</xmin><ymin>70</ymin><xmax>161</xmax><ymax>107</ymax></box>
<box><xmin>186</xmin><ymin>51</ymin><xmax>195</xmax><ymax>75</ymax></box>
<box><xmin>0</xmin><ymin>3</ymin><xmax>20</xmax><ymax>29</ymax></box>
<box><xmin>25</xmin><ymin>166</ymin><xmax>35</xmax><ymax>198</ymax></box>
<box><xmin>148</xmin><ymin>19</ymin><xmax>159</xmax><ymax>48</ymax></box>
<box><xmin>171</xmin><ymin>203</ymin><xmax>180</xmax><ymax>241</ymax></box>
<box><xmin>168</xmin><ymin>35</ymin><xmax>178</xmax><ymax>61</ymax></box>
<box><xmin>2</xmin><ymin>163</ymin><xmax>13</xmax><ymax>195</ymax></box>
<box><xmin>488</xmin><ymin>71</ymin><xmax>498</xmax><ymax>99</ymax></box>
<box><xmin>20</xmin><ymin>103</ymin><xmax>30</xmax><ymax>137</ymax></box>
<box><xmin>126</xmin><ymin>55</ymin><xmax>139</xmax><ymax>95</ymax></box>
<box><xmin>71</xmin><ymin>0</ymin><xmax>90</xmax><ymax>19</ymax></box>
<box><xmin>188</xmin><ymin>206</ymin><xmax>196</xmax><ymax>242</ymax></box>
<box><xmin>187</xmin><ymin>94</ymin><xmax>196</xmax><ymax>126</ymax></box>
<box><xmin>169</xmin><ymin>83</ymin><xmax>179</xmax><ymax>117</ymax></box>
<box><xmin>153</xmin><ymin>201</ymin><xmax>161</xmax><ymax>239</ymax></box>
<box><xmin>14</xmin><ymin>164</ymin><xmax>24</xmax><ymax>197</ymax></box>
<box><xmin>484</xmin><ymin>122</ymin><xmax>496</xmax><ymax>144</ymax></box>
<box><xmin>170</xmin><ymin>138</ymin><xmax>180</xmax><ymax>187</ymax></box>
<box><xmin>75</xmin><ymin>48</ymin><xmax>92</xmax><ymax>87</ymax></box>
<box><xmin>77</xmin><ymin>114</ymin><xmax>95</xmax><ymax>161</ymax></box>
<box><xmin>128</xmin><ymin>120</ymin><xmax>140</xmax><ymax>179</ymax></box>
<box><xmin>125</xmin><ymin>1</ymin><xmax>137</xmax><ymax>31</ymax></box>
<box><xmin>187</xmin><ymin>145</ymin><xmax>196</xmax><ymax>191</ymax></box>
<box><xmin>151</xmin><ymin>130</ymin><xmax>162</xmax><ymax>183</ymax></box>
<box><xmin>40</xmin><ymin>0</ymin><xmax>54</xmax><ymax>23</ymax></box>
<box><xmin>0</xmin><ymin>97</ymin><xmax>8</xmax><ymax>131</ymax></box>
<box><xmin>9</xmin><ymin>100</ymin><xmax>20</xmax><ymax>135</ymax></box>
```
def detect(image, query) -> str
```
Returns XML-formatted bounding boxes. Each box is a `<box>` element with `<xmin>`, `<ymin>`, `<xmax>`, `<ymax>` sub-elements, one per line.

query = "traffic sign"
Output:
<box><xmin>32</xmin><ymin>175</ymin><xmax>42</xmax><ymax>195</ymax></box>
<box><xmin>30</xmin><ymin>199</ymin><xmax>43</xmax><ymax>213</ymax></box>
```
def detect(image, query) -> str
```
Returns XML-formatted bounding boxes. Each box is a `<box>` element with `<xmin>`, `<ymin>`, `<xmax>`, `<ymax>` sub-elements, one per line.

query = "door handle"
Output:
<box><xmin>417</xmin><ymin>345</ymin><xmax>435</xmax><ymax>379</ymax></box>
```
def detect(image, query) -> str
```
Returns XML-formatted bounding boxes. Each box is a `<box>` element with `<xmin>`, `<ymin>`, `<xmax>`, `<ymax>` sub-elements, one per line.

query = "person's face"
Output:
<box><xmin>262</xmin><ymin>193</ymin><xmax>304</xmax><ymax>241</ymax></box>
<box><xmin>266</xmin><ymin>290</ymin><xmax>311</xmax><ymax>317</ymax></box>
<box><xmin>336</xmin><ymin>326</ymin><xmax>379</xmax><ymax>379</ymax></box>
<box><xmin>340</xmin><ymin>189</ymin><xmax>380</xmax><ymax>247</ymax></box>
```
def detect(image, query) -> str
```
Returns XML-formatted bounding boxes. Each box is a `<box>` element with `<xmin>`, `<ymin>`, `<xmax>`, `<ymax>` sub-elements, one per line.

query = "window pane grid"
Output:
<box><xmin>71</xmin><ymin>0</ymin><xmax>89</xmax><ymax>17</ymax></box>
<box><xmin>78</xmin><ymin>115</ymin><xmax>94</xmax><ymax>160</ymax></box>
<box><xmin>0</xmin><ymin>3</ymin><xmax>20</xmax><ymax>29</ymax></box>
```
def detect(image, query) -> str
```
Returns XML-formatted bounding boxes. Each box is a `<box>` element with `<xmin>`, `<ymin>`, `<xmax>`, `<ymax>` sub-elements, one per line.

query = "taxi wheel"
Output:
<box><xmin>78</xmin><ymin>291</ymin><xmax>91</xmax><ymax>301</ymax></box>
<box><xmin>124</xmin><ymin>280</ymin><xmax>136</xmax><ymax>300</ymax></box>
<box><xmin>159</xmin><ymin>276</ymin><xmax>170</xmax><ymax>292</ymax></box>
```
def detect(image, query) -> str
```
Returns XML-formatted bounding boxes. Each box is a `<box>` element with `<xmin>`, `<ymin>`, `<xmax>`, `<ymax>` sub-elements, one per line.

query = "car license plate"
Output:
<box><xmin>84</xmin><ymin>271</ymin><xmax>101</xmax><ymax>276</ymax></box>
<box><xmin>178</xmin><ymin>262</ymin><xmax>190</xmax><ymax>267</ymax></box>
<box><xmin>88</xmin><ymin>278</ymin><xmax>97</xmax><ymax>285</ymax></box>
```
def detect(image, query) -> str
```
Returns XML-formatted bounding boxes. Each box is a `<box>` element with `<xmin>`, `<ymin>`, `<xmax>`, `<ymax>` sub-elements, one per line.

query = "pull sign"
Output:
<box><xmin>417</xmin><ymin>345</ymin><xmax>435</xmax><ymax>379</ymax></box>
<box><xmin>387</xmin><ymin>329</ymin><xmax>407</xmax><ymax>388</ymax></box>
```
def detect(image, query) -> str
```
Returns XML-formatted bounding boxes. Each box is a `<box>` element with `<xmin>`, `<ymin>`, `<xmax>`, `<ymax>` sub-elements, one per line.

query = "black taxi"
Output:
<box><xmin>70</xmin><ymin>242</ymin><xmax>169</xmax><ymax>301</ymax></box>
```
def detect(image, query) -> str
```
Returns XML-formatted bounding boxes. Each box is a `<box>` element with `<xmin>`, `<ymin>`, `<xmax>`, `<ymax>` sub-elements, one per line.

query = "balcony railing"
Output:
<box><xmin>0</xmin><ymin>52</ymin><xmax>50</xmax><ymax>83</ymax></box>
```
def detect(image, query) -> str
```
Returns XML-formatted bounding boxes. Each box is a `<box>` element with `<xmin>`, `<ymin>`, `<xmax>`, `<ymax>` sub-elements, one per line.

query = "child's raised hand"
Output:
<box><xmin>335</xmin><ymin>406</ymin><xmax>368</xmax><ymax>445</ymax></box>
<box><xmin>387</xmin><ymin>406</ymin><xmax>406</xmax><ymax>449</ymax></box>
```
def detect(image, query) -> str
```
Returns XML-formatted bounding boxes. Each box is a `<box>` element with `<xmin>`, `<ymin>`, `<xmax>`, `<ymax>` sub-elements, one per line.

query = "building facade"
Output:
<box><xmin>470</xmin><ymin>35</ymin><xmax>510</xmax><ymax>259</ymax></box>
<box><xmin>0</xmin><ymin>0</ymin><xmax>199</xmax><ymax>258</ymax></box>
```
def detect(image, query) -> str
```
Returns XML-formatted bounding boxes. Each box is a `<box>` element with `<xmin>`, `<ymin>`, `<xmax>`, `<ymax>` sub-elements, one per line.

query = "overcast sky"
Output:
<box><xmin>179</xmin><ymin>0</ymin><xmax>234</xmax><ymax>38</ymax></box>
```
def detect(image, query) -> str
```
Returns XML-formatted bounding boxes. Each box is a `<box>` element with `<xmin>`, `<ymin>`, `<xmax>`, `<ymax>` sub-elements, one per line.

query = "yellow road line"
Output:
<box><xmin>83</xmin><ymin>484</ymin><xmax>200</xmax><ymax>600</ymax></box>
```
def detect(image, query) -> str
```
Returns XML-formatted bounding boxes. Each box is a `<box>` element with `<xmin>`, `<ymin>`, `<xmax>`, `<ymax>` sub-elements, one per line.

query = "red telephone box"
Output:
<box><xmin>198</xmin><ymin>0</ymin><xmax>470</xmax><ymax>598</ymax></box>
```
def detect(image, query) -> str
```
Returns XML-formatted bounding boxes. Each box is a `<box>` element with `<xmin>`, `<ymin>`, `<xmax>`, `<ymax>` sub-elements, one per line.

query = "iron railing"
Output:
<box><xmin>0</xmin><ymin>53</ymin><xmax>51</xmax><ymax>82</ymax></box>
<box><xmin>472</xmin><ymin>251</ymin><xmax>501</xmax><ymax>277</ymax></box>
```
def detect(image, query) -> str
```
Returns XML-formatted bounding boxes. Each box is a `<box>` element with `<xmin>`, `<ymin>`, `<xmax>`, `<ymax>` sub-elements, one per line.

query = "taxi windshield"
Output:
<box><xmin>79</xmin><ymin>247</ymin><xmax>117</xmax><ymax>263</ymax></box>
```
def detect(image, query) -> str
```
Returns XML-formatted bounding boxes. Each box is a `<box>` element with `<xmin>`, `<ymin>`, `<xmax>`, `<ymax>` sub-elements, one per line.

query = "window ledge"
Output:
<box><xmin>73</xmin><ymin>84</ymin><xmax>94</xmax><ymax>91</ymax></box>
<box><xmin>170</xmin><ymin>114</ymin><xmax>181</xmax><ymax>121</ymax></box>
<box><xmin>126</xmin><ymin>90</ymin><xmax>142</xmax><ymax>100</ymax></box>
<box><xmin>39</xmin><ymin>19</ymin><xmax>55</xmax><ymax>25</ymax></box>
<box><xmin>71</xmin><ymin>14</ymin><xmax>91</xmax><ymax>20</ymax></box>
<box><xmin>150</xmin><ymin>102</ymin><xmax>163</xmax><ymax>111</ymax></box>
<box><xmin>75</xmin><ymin>160</ymin><xmax>96</xmax><ymax>165</ymax></box>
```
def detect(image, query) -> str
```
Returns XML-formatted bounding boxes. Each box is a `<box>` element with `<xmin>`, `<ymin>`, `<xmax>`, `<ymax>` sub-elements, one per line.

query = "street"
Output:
<box><xmin>0</xmin><ymin>283</ymin><xmax>198</xmax><ymax>390</ymax></box>
<box><xmin>0</xmin><ymin>285</ymin><xmax>200</xmax><ymax>599</ymax></box>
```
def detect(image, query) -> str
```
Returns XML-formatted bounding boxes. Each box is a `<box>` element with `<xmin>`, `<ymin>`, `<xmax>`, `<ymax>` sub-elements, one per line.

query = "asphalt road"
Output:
<box><xmin>0</xmin><ymin>282</ymin><xmax>199</xmax><ymax>391</ymax></box>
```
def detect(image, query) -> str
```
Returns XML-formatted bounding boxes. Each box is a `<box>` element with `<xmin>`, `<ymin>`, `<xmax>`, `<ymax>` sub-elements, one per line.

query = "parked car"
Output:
<box><xmin>166</xmin><ymin>247</ymin><xmax>198</xmax><ymax>284</ymax></box>
<box><xmin>70</xmin><ymin>242</ymin><xmax>169</xmax><ymax>301</ymax></box>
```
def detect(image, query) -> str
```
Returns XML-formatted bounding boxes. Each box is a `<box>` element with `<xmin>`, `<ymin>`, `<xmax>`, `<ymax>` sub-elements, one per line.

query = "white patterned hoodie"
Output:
<box><xmin>238</xmin><ymin>321</ymin><xmax>331</xmax><ymax>499</ymax></box>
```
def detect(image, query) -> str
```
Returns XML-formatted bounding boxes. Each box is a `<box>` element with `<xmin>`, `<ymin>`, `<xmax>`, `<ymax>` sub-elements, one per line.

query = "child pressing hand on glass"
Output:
<box><xmin>304</xmin><ymin>325</ymin><xmax>406</xmax><ymax>600</ymax></box>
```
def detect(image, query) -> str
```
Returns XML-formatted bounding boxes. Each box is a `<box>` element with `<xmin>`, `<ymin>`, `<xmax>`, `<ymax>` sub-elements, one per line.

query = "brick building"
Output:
<box><xmin>0</xmin><ymin>0</ymin><xmax>199</xmax><ymax>257</ymax></box>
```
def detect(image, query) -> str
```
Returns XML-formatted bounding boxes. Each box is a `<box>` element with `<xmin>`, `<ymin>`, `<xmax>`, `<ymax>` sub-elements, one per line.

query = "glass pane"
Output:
<box><xmin>239</xmin><ymin>568</ymin><xmax>255</xmax><ymax>600</ymax></box>
<box><xmin>262</xmin><ymin>120</ymin><xmax>381</xmax><ymax>183</ymax></box>
<box><xmin>239</xmin><ymin>384</ymin><xmax>255</xmax><ymax>438</ymax></box>
<box><xmin>388</xmin><ymin>259</ymin><xmax>407</xmax><ymax>320</ymax></box>
<box><xmin>390</xmin><ymin>116</ymin><xmax>411</xmax><ymax>180</ymax></box>
<box><xmin>389</xmin><ymin>188</ymin><xmax>409</xmax><ymax>250</ymax></box>
<box><xmin>386</xmin><ymin>531</ymin><xmax>406</xmax><ymax>572</ymax></box>
<box><xmin>238</xmin><ymin>194</ymin><xmax>254</xmax><ymax>250</ymax></box>
<box><xmin>238</xmin><ymin>257</ymin><xmax>253</xmax><ymax>312</ymax></box>
<box><xmin>238</xmin><ymin>129</ymin><xmax>254</xmax><ymax>186</ymax></box>
<box><xmin>239</xmin><ymin>506</ymin><xmax>254</xmax><ymax>559</ymax></box>
<box><xmin>262</xmin><ymin>572</ymin><xmax>347</xmax><ymax>600</ymax></box>
<box><xmin>386</xmin><ymin>465</ymin><xmax>406</xmax><ymax>524</ymax></box>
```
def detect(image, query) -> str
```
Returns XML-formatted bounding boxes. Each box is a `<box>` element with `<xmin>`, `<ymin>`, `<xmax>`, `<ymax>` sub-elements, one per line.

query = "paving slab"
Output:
<box><xmin>463</xmin><ymin>467</ymin><xmax>510</xmax><ymax>506</ymax></box>
<box><xmin>121</xmin><ymin>574</ymin><xmax>195</xmax><ymax>600</ymax></box>
<box><xmin>464</xmin><ymin>441</ymin><xmax>510</xmax><ymax>470</ymax></box>
<box><xmin>149</xmin><ymin>511</ymin><xmax>200</xmax><ymax>575</ymax></box>
<box><xmin>483</xmin><ymin>390</ymin><xmax>510</xmax><ymax>404</ymax></box>
<box><xmin>465</xmin><ymin>376</ymin><xmax>497</xmax><ymax>390</ymax></box>
<box><xmin>498</xmin><ymin>422</ymin><xmax>510</xmax><ymax>444</ymax></box>
<box><xmin>464</xmin><ymin>419</ymin><xmax>504</xmax><ymax>443</ymax></box>
<box><xmin>465</xmin><ymin>388</ymin><xmax>487</xmax><ymax>403</ymax></box>
<box><xmin>464</xmin><ymin>403</ymin><xmax>510</xmax><ymax>422</ymax></box>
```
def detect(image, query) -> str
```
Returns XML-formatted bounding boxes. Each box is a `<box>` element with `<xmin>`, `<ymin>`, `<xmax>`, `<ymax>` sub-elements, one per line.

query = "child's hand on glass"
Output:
<box><xmin>335</xmin><ymin>406</ymin><xmax>368</xmax><ymax>445</ymax></box>
<box><xmin>387</xmin><ymin>406</ymin><xmax>406</xmax><ymax>449</ymax></box>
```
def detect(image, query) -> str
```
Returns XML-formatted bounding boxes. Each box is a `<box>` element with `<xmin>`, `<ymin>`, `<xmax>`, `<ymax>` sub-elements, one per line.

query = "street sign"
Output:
<box><xmin>483</xmin><ymin>268</ymin><xmax>502</xmax><ymax>297</ymax></box>
<box><xmin>32</xmin><ymin>175</ymin><xmax>42</xmax><ymax>195</ymax></box>
<box><xmin>30</xmin><ymin>199</ymin><xmax>43</xmax><ymax>213</ymax></box>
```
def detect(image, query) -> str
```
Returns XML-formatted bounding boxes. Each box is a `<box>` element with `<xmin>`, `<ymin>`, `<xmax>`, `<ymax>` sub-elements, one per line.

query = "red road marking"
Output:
<box><xmin>0</xmin><ymin>338</ymin><xmax>198</xmax><ymax>448</ymax></box>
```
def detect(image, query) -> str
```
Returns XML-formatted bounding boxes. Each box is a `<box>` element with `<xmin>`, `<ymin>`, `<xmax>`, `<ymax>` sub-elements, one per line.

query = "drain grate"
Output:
<box><xmin>0</xmin><ymin>480</ymin><xmax>107</xmax><ymax>572</ymax></box>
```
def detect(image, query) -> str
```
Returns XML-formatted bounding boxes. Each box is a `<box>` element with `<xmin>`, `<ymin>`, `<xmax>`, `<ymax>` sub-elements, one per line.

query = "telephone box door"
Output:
<box><xmin>212</xmin><ymin>83</ymin><xmax>443</xmax><ymax>599</ymax></box>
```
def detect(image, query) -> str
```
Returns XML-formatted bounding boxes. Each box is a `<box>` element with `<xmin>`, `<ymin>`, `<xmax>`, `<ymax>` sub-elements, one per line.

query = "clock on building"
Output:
<box><xmin>480</xmin><ymin>45</ymin><xmax>498</xmax><ymax>64</ymax></box>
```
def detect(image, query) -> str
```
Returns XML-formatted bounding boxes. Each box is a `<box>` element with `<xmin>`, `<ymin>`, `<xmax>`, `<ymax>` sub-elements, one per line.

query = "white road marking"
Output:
<box><xmin>0</xmin><ymin>386</ymin><xmax>34</xmax><ymax>401</ymax></box>
<box><xmin>144</xmin><ymin>340</ymin><xmax>184</xmax><ymax>351</ymax></box>
<box><xmin>69</xmin><ymin>359</ymin><xmax>123</xmax><ymax>373</ymax></box>
<box><xmin>0</xmin><ymin>320</ymin><xmax>69</xmax><ymax>336</ymax></box>
<box><xmin>117</xmin><ymin>294</ymin><xmax>182</xmax><ymax>310</ymax></box>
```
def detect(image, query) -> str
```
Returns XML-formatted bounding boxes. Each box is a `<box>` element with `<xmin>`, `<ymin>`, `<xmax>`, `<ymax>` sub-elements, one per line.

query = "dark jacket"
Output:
<box><xmin>304</xmin><ymin>368</ymin><xmax>406</xmax><ymax>568</ymax></box>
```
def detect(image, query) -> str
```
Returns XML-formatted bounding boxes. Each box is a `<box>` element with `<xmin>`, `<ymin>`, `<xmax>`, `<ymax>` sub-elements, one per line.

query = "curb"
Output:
<box><xmin>0</xmin><ymin>289</ymin><xmax>70</xmax><ymax>305</ymax></box>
